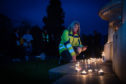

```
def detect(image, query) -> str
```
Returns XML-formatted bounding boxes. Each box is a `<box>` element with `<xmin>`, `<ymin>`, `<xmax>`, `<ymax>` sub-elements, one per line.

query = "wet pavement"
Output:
<box><xmin>49</xmin><ymin>61</ymin><xmax>122</xmax><ymax>84</ymax></box>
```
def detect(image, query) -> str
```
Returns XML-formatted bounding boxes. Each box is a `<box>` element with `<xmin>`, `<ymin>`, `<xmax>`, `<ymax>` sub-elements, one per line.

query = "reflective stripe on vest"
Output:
<box><xmin>66</xmin><ymin>44</ymin><xmax>72</xmax><ymax>48</ymax></box>
<box><xmin>59</xmin><ymin>44</ymin><xmax>66</xmax><ymax>50</ymax></box>
<box><xmin>59</xmin><ymin>42</ymin><xmax>75</xmax><ymax>54</ymax></box>
<box><xmin>69</xmin><ymin>49</ymin><xmax>74</xmax><ymax>53</ymax></box>
<box><xmin>59</xmin><ymin>46</ymin><xmax>65</xmax><ymax>50</ymax></box>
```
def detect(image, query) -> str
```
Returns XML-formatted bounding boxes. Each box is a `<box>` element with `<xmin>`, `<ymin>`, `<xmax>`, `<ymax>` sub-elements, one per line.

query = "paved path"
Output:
<box><xmin>49</xmin><ymin>62</ymin><xmax>122</xmax><ymax>84</ymax></box>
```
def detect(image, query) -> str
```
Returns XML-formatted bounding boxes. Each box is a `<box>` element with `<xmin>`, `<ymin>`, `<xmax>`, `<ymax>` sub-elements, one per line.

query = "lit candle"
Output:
<box><xmin>94</xmin><ymin>69</ymin><xmax>98</xmax><ymax>72</ymax></box>
<box><xmin>75</xmin><ymin>62</ymin><xmax>80</xmax><ymax>67</ymax></box>
<box><xmin>102</xmin><ymin>52</ymin><xmax>105</xmax><ymax>57</ymax></box>
<box><xmin>94</xmin><ymin>58</ymin><xmax>96</xmax><ymax>62</ymax></box>
<box><xmin>88</xmin><ymin>59</ymin><xmax>90</xmax><ymax>64</ymax></box>
<box><xmin>88</xmin><ymin>69</ymin><xmax>93</xmax><ymax>73</ymax></box>
<box><xmin>81</xmin><ymin>70</ymin><xmax>87</xmax><ymax>75</ymax></box>
<box><xmin>91</xmin><ymin>58</ymin><xmax>94</xmax><ymax>62</ymax></box>
<box><xmin>75</xmin><ymin>66</ymin><xmax>81</xmax><ymax>72</ymax></box>
<box><xmin>101</xmin><ymin>58</ymin><xmax>104</xmax><ymax>63</ymax></box>
<box><xmin>98</xmin><ymin>69</ymin><xmax>104</xmax><ymax>75</ymax></box>
<box><xmin>85</xmin><ymin>59</ymin><xmax>87</xmax><ymax>65</ymax></box>
<box><xmin>81</xmin><ymin>60</ymin><xmax>83</xmax><ymax>62</ymax></box>
<box><xmin>100</xmin><ymin>58</ymin><xmax>102</xmax><ymax>63</ymax></box>
<box><xmin>94</xmin><ymin>62</ymin><xmax>96</xmax><ymax>66</ymax></box>
<box><xmin>85</xmin><ymin>63</ymin><xmax>88</xmax><ymax>70</ymax></box>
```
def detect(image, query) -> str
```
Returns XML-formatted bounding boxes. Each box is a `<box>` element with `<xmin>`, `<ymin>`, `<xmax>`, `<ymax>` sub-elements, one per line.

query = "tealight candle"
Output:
<box><xmin>85</xmin><ymin>60</ymin><xmax>87</xmax><ymax>65</ymax></box>
<box><xmin>75</xmin><ymin>62</ymin><xmax>80</xmax><ymax>67</ymax></box>
<box><xmin>88</xmin><ymin>59</ymin><xmax>90</xmax><ymax>64</ymax></box>
<box><xmin>80</xmin><ymin>60</ymin><xmax>83</xmax><ymax>62</ymax></box>
<box><xmin>98</xmin><ymin>69</ymin><xmax>104</xmax><ymax>75</ymax></box>
<box><xmin>75</xmin><ymin>66</ymin><xmax>81</xmax><ymax>72</ymax></box>
<box><xmin>75</xmin><ymin>64</ymin><xmax>79</xmax><ymax>67</ymax></box>
<box><xmin>88</xmin><ymin>69</ymin><xmax>93</xmax><ymax>73</ymax></box>
<box><xmin>81</xmin><ymin>70</ymin><xmax>87</xmax><ymax>75</ymax></box>
<box><xmin>94</xmin><ymin>69</ymin><xmax>98</xmax><ymax>72</ymax></box>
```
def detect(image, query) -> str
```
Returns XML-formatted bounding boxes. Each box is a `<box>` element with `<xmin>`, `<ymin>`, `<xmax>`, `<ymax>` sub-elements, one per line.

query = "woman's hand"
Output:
<box><xmin>71</xmin><ymin>55</ymin><xmax>76</xmax><ymax>62</ymax></box>
<box><xmin>82</xmin><ymin>46</ymin><xmax>87</xmax><ymax>51</ymax></box>
<box><xmin>77</xmin><ymin>47</ymin><xmax>82</xmax><ymax>54</ymax></box>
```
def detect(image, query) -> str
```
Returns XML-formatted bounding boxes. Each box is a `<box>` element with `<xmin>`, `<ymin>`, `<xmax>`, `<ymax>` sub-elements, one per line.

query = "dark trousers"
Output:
<box><xmin>59</xmin><ymin>47</ymin><xmax>85</xmax><ymax>64</ymax></box>
<box><xmin>60</xmin><ymin>50</ymin><xmax>72</xmax><ymax>63</ymax></box>
<box><xmin>59</xmin><ymin>47</ymin><xmax>78</xmax><ymax>64</ymax></box>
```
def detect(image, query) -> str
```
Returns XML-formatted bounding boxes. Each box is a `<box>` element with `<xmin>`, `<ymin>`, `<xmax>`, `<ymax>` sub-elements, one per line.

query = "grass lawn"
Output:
<box><xmin>0</xmin><ymin>59</ymin><xmax>60</xmax><ymax>83</ymax></box>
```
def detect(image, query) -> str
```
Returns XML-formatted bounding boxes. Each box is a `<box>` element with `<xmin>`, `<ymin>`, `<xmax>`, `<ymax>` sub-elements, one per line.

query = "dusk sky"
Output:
<box><xmin>0</xmin><ymin>0</ymin><xmax>110</xmax><ymax>35</ymax></box>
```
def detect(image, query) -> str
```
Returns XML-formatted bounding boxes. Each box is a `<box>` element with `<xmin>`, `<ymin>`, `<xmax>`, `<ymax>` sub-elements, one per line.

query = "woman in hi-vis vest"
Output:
<box><xmin>59</xmin><ymin>21</ymin><xmax>87</xmax><ymax>63</ymax></box>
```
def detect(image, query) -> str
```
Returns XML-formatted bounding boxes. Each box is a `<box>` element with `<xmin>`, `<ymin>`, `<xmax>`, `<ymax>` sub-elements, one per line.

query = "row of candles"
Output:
<box><xmin>75</xmin><ymin>57</ymin><xmax>104</xmax><ymax>75</ymax></box>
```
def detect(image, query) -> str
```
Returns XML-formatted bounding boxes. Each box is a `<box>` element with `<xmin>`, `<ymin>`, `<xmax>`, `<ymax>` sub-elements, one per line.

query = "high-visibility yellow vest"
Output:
<box><xmin>59</xmin><ymin>29</ymin><xmax>83</xmax><ymax>56</ymax></box>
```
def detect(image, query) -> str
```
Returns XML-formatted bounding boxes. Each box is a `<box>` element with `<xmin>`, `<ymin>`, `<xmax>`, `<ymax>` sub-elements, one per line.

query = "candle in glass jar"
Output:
<box><xmin>88</xmin><ymin>59</ymin><xmax>90</xmax><ymax>64</ymax></box>
<box><xmin>81</xmin><ymin>70</ymin><xmax>87</xmax><ymax>75</ymax></box>
<box><xmin>75</xmin><ymin>62</ymin><xmax>80</xmax><ymax>67</ymax></box>
<box><xmin>98</xmin><ymin>69</ymin><xmax>104</xmax><ymax>75</ymax></box>
<box><xmin>88</xmin><ymin>69</ymin><xmax>93</xmax><ymax>73</ymax></box>
<box><xmin>75</xmin><ymin>66</ymin><xmax>81</xmax><ymax>72</ymax></box>
<box><xmin>94</xmin><ymin>69</ymin><xmax>98</xmax><ymax>72</ymax></box>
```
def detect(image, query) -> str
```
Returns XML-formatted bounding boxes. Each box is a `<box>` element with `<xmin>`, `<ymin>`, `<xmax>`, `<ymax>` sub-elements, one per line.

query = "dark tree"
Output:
<box><xmin>81</xmin><ymin>31</ymin><xmax>104</xmax><ymax>58</ymax></box>
<box><xmin>93</xmin><ymin>30</ymin><xmax>102</xmax><ymax>57</ymax></box>
<box><xmin>42</xmin><ymin>0</ymin><xmax>65</xmax><ymax>56</ymax></box>
<box><xmin>81</xmin><ymin>34</ymin><xmax>94</xmax><ymax>58</ymax></box>
<box><xmin>19</xmin><ymin>20</ymin><xmax>32</xmax><ymax>36</ymax></box>
<box><xmin>31</xmin><ymin>26</ymin><xmax>42</xmax><ymax>55</ymax></box>
<box><xmin>0</xmin><ymin>14</ymin><xmax>13</xmax><ymax>55</ymax></box>
<box><xmin>43</xmin><ymin>0</ymin><xmax>65</xmax><ymax>42</ymax></box>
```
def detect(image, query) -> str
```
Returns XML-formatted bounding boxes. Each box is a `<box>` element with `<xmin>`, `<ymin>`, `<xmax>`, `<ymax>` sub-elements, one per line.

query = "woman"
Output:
<box><xmin>59</xmin><ymin>21</ymin><xmax>87</xmax><ymax>63</ymax></box>
<box><xmin>22</xmin><ymin>29</ymin><xmax>34</xmax><ymax>61</ymax></box>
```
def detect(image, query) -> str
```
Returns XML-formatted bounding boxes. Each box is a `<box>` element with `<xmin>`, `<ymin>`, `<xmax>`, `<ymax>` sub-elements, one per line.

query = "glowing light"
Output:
<box><xmin>102</xmin><ymin>52</ymin><xmax>105</xmax><ymax>56</ymax></box>
<box><xmin>84</xmin><ymin>60</ymin><xmax>87</xmax><ymax>64</ymax></box>
<box><xmin>94</xmin><ymin>69</ymin><xmax>98</xmax><ymax>72</ymax></box>
<box><xmin>94</xmin><ymin>62</ymin><xmax>97</xmax><ymax>65</ymax></box>
<box><xmin>75</xmin><ymin>66</ymin><xmax>81</xmax><ymax>72</ymax></box>
<box><xmin>88</xmin><ymin>69</ymin><xmax>93</xmax><ymax>73</ymax></box>
<box><xmin>75</xmin><ymin>61</ymin><xmax>82</xmax><ymax>72</ymax></box>
<box><xmin>74</xmin><ymin>57</ymin><xmax>104</xmax><ymax>76</ymax></box>
<box><xmin>81</xmin><ymin>70</ymin><xmax>87</xmax><ymax>75</ymax></box>
<box><xmin>81</xmin><ymin>60</ymin><xmax>83</xmax><ymax>62</ymax></box>
<box><xmin>75</xmin><ymin>62</ymin><xmax>80</xmax><ymax>67</ymax></box>
<box><xmin>98</xmin><ymin>69</ymin><xmax>104</xmax><ymax>75</ymax></box>
<box><xmin>87</xmin><ymin>59</ymin><xmax>91</xmax><ymax>64</ymax></box>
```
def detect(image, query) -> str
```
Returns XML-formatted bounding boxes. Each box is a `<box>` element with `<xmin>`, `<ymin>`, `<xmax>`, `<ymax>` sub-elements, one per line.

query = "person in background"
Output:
<box><xmin>59</xmin><ymin>21</ymin><xmax>87</xmax><ymax>64</ymax></box>
<box><xmin>42</xmin><ymin>30</ymin><xmax>49</xmax><ymax>44</ymax></box>
<box><xmin>41</xmin><ymin>29</ymin><xmax>50</xmax><ymax>56</ymax></box>
<box><xmin>10</xmin><ymin>28</ymin><xmax>21</xmax><ymax>62</ymax></box>
<box><xmin>22</xmin><ymin>29</ymin><xmax>33</xmax><ymax>61</ymax></box>
<box><xmin>41</xmin><ymin>29</ymin><xmax>49</xmax><ymax>50</ymax></box>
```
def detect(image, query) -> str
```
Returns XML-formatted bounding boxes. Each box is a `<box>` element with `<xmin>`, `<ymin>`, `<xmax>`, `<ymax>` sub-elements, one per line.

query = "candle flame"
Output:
<box><xmin>88</xmin><ymin>69</ymin><xmax>93</xmax><ymax>72</ymax></box>
<box><xmin>99</xmin><ymin>69</ymin><xmax>104</xmax><ymax>72</ymax></box>
<box><xmin>81</xmin><ymin>70</ymin><xmax>87</xmax><ymax>74</ymax></box>
<box><xmin>102</xmin><ymin>52</ymin><xmax>105</xmax><ymax>56</ymax></box>
<box><xmin>75</xmin><ymin>66</ymin><xmax>81</xmax><ymax>72</ymax></box>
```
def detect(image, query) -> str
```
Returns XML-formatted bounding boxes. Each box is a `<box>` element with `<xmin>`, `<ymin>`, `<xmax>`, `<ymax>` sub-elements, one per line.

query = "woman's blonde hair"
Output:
<box><xmin>67</xmin><ymin>21</ymin><xmax>80</xmax><ymax>36</ymax></box>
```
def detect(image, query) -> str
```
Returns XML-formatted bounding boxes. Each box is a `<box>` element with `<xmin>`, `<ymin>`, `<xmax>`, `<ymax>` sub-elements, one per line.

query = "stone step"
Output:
<box><xmin>49</xmin><ymin>62</ymin><xmax>121</xmax><ymax>84</ymax></box>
